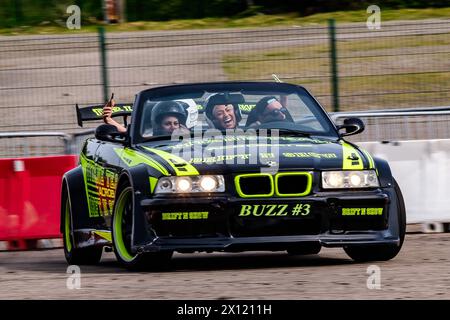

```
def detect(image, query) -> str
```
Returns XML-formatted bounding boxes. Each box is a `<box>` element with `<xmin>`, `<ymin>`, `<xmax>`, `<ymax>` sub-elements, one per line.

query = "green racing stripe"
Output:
<box><xmin>360</xmin><ymin>148</ymin><xmax>375</xmax><ymax>169</ymax></box>
<box><xmin>143</xmin><ymin>147</ymin><xmax>199</xmax><ymax>176</ymax></box>
<box><xmin>115</xmin><ymin>148</ymin><xmax>169</xmax><ymax>176</ymax></box>
<box><xmin>149</xmin><ymin>177</ymin><xmax>158</xmax><ymax>193</ymax></box>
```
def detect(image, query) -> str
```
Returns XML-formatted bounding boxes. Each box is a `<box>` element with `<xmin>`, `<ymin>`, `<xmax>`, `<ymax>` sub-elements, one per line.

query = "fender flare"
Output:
<box><xmin>61</xmin><ymin>166</ymin><xmax>105</xmax><ymax>233</ymax></box>
<box><xmin>116</xmin><ymin>164</ymin><xmax>155</xmax><ymax>251</ymax></box>
<box><xmin>373</xmin><ymin>156</ymin><xmax>394</xmax><ymax>188</ymax></box>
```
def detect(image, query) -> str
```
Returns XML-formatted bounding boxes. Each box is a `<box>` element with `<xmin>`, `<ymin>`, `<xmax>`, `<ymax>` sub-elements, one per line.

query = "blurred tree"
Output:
<box><xmin>14</xmin><ymin>0</ymin><xmax>23</xmax><ymax>24</ymax></box>
<box><xmin>0</xmin><ymin>0</ymin><xmax>448</xmax><ymax>27</ymax></box>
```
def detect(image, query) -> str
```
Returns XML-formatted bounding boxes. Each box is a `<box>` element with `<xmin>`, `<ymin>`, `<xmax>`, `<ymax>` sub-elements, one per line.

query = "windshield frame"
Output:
<box><xmin>129</xmin><ymin>81</ymin><xmax>340</xmax><ymax>145</ymax></box>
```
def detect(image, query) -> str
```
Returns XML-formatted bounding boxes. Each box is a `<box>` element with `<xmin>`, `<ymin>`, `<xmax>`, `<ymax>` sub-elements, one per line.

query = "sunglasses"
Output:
<box><xmin>262</xmin><ymin>107</ymin><xmax>288</xmax><ymax>118</ymax></box>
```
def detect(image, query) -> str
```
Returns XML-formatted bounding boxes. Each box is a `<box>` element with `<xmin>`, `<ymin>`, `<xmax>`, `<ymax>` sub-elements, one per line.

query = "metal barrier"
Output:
<box><xmin>68</xmin><ymin>129</ymin><xmax>96</xmax><ymax>155</ymax></box>
<box><xmin>331</xmin><ymin>105</ymin><xmax>450</xmax><ymax>142</ymax></box>
<box><xmin>0</xmin><ymin>132</ymin><xmax>70</xmax><ymax>158</ymax></box>
<box><xmin>0</xmin><ymin>130</ymin><xmax>94</xmax><ymax>158</ymax></box>
<box><xmin>2</xmin><ymin>104</ymin><xmax>450</xmax><ymax>157</ymax></box>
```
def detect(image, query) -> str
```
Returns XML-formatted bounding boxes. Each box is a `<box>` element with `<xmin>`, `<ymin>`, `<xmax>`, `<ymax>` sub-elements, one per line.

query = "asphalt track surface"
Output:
<box><xmin>0</xmin><ymin>233</ymin><xmax>449</xmax><ymax>300</ymax></box>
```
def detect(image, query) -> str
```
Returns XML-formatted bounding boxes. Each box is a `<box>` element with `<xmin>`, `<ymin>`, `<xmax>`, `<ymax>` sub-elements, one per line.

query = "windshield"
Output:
<box><xmin>133</xmin><ymin>83</ymin><xmax>337</xmax><ymax>142</ymax></box>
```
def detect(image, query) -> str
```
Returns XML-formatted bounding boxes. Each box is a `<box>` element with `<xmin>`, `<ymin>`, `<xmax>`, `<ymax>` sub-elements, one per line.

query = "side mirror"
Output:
<box><xmin>337</xmin><ymin>117</ymin><xmax>365</xmax><ymax>137</ymax></box>
<box><xmin>95</xmin><ymin>124</ymin><xmax>126</xmax><ymax>143</ymax></box>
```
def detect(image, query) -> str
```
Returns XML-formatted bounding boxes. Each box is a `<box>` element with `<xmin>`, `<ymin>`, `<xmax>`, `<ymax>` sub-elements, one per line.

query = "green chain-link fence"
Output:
<box><xmin>1</xmin><ymin>19</ymin><xmax>449</xmax><ymax>138</ymax></box>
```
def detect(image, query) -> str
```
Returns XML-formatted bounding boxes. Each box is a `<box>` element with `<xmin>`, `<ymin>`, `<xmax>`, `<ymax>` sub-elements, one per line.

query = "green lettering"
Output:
<box><xmin>276</xmin><ymin>204</ymin><xmax>289</xmax><ymax>216</ymax></box>
<box><xmin>301</xmin><ymin>204</ymin><xmax>311</xmax><ymax>216</ymax></box>
<box><xmin>239</xmin><ymin>205</ymin><xmax>252</xmax><ymax>217</ymax></box>
<box><xmin>92</xmin><ymin>108</ymin><xmax>103</xmax><ymax>116</ymax></box>
<box><xmin>265</xmin><ymin>205</ymin><xmax>277</xmax><ymax>216</ymax></box>
<box><xmin>253</xmin><ymin>205</ymin><xmax>263</xmax><ymax>216</ymax></box>
<box><xmin>342</xmin><ymin>208</ymin><xmax>353</xmax><ymax>216</ymax></box>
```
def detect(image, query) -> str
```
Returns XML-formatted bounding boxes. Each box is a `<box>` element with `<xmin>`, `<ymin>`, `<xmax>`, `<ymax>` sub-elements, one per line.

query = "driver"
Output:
<box><xmin>245</xmin><ymin>96</ymin><xmax>293</xmax><ymax>127</ymax></box>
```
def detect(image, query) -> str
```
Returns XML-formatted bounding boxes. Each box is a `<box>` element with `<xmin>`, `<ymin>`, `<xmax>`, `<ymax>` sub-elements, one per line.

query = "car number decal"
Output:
<box><xmin>238</xmin><ymin>203</ymin><xmax>311</xmax><ymax>217</ymax></box>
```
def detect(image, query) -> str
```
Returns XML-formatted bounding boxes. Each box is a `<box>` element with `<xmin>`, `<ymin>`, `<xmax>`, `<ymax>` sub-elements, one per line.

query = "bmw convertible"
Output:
<box><xmin>61</xmin><ymin>81</ymin><xmax>405</xmax><ymax>269</ymax></box>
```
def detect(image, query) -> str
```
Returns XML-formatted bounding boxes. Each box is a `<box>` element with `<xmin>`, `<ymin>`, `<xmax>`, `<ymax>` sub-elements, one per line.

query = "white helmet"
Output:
<box><xmin>176</xmin><ymin>99</ymin><xmax>198</xmax><ymax>129</ymax></box>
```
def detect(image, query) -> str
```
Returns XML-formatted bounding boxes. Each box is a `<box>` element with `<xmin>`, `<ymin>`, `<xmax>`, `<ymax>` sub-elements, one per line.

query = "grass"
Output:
<box><xmin>1</xmin><ymin>7</ymin><xmax>450</xmax><ymax>35</ymax></box>
<box><xmin>222</xmin><ymin>32</ymin><xmax>450</xmax><ymax>111</ymax></box>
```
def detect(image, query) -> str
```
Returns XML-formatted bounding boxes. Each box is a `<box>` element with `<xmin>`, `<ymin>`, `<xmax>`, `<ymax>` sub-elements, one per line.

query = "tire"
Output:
<box><xmin>287</xmin><ymin>243</ymin><xmax>321</xmax><ymax>255</ymax></box>
<box><xmin>62</xmin><ymin>187</ymin><xmax>103</xmax><ymax>265</ymax></box>
<box><xmin>344</xmin><ymin>178</ymin><xmax>406</xmax><ymax>262</ymax></box>
<box><xmin>112</xmin><ymin>183</ymin><xmax>172</xmax><ymax>270</ymax></box>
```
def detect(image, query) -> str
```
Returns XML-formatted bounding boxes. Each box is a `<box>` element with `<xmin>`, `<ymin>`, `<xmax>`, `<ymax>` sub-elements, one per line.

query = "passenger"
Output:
<box><xmin>102</xmin><ymin>98</ymin><xmax>127</xmax><ymax>133</ymax></box>
<box><xmin>151</xmin><ymin>100</ymin><xmax>189</xmax><ymax>136</ymax></box>
<box><xmin>205</xmin><ymin>93</ymin><xmax>242</xmax><ymax>130</ymax></box>
<box><xmin>103</xmin><ymin>98</ymin><xmax>196</xmax><ymax>136</ymax></box>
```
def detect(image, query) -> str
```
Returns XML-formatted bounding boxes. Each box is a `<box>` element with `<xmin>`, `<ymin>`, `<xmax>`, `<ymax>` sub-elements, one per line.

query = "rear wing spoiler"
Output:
<box><xmin>76</xmin><ymin>103</ymin><xmax>133</xmax><ymax>127</ymax></box>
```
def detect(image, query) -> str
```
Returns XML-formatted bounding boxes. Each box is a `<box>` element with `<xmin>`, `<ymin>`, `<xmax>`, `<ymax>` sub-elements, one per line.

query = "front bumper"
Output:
<box><xmin>134</xmin><ymin>188</ymin><xmax>401</xmax><ymax>253</ymax></box>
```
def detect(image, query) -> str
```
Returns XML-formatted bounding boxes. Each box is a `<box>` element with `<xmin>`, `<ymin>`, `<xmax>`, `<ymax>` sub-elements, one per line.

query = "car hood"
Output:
<box><xmin>135</xmin><ymin>135</ymin><xmax>374</xmax><ymax>176</ymax></box>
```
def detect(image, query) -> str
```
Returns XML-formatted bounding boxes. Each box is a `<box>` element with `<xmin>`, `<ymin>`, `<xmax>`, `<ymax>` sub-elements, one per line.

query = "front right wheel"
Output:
<box><xmin>112</xmin><ymin>183</ymin><xmax>172</xmax><ymax>270</ymax></box>
<box><xmin>344</xmin><ymin>178</ymin><xmax>406</xmax><ymax>262</ymax></box>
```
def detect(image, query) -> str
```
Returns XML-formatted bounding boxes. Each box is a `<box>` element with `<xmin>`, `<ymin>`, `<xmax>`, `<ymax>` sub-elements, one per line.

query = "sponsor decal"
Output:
<box><xmin>162</xmin><ymin>211</ymin><xmax>209</xmax><ymax>220</ymax></box>
<box><xmin>341</xmin><ymin>141</ymin><xmax>364</xmax><ymax>170</ymax></box>
<box><xmin>167</xmin><ymin>135</ymin><xmax>331</xmax><ymax>150</ymax></box>
<box><xmin>91</xmin><ymin>105</ymin><xmax>132</xmax><ymax>117</ymax></box>
<box><xmin>283</xmin><ymin>152</ymin><xmax>338</xmax><ymax>159</ymax></box>
<box><xmin>80</xmin><ymin>153</ymin><xmax>117</xmax><ymax>217</ymax></box>
<box><xmin>237</xmin><ymin>103</ymin><xmax>256</xmax><ymax>113</ymax></box>
<box><xmin>341</xmin><ymin>207</ymin><xmax>383</xmax><ymax>216</ymax></box>
<box><xmin>189</xmin><ymin>152</ymin><xmax>338</xmax><ymax>164</ymax></box>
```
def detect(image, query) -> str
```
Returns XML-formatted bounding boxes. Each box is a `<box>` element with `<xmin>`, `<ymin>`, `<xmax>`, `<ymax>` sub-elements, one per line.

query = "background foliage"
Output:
<box><xmin>1</xmin><ymin>0</ymin><xmax>449</xmax><ymax>27</ymax></box>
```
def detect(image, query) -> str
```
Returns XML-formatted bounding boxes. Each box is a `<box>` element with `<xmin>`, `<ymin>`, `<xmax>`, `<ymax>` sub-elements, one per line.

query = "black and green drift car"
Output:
<box><xmin>61</xmin><ymin>81</ymin><xmax>406</xmax><ymax>269</ymax></box>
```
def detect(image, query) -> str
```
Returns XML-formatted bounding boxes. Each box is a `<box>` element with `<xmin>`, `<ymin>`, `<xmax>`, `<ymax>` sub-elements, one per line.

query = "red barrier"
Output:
<box><xmin>0</xmin><ymin>155</ymin><xmax>77</xmax><ymax>250</ymax></box>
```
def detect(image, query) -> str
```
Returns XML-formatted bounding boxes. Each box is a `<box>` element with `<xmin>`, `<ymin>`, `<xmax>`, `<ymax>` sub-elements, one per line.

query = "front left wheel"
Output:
<box><xmin>112</xmin><ymin>183</ymin><xmax>172</xmax><ymax>270</ymax></box>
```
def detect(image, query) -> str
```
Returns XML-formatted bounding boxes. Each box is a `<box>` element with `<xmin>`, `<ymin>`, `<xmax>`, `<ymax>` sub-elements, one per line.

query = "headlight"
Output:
<box><xmin>155</xmin><ymin>175</ymin><xmax>225</xmax><ymax>194</ymax></box>
<box><xmin>322</xmin><ymin>170</ymin><xmax>379</xmax><ymax>189</ymax></box>
<box><xmin>176</xmin><ymin>177</ymin><xmax>192</xmax><ymax>192</ymax></box>
<box><xmin>199</xmin><ymin>176</ymin><xmax>218</xmax><ymax>192</ymax></box>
